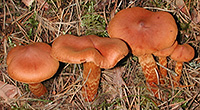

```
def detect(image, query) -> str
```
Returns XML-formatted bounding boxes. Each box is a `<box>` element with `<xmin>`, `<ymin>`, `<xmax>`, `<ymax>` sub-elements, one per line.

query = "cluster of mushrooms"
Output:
<box><xmin>6</xmin><ymin>7</ymin><xmax>195</xmax><ymax>102</ymax></box>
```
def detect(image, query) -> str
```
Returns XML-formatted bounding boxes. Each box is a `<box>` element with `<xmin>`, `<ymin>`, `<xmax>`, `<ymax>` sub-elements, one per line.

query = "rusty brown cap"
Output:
<box><xmin>50</xmin><ymin>34</ymin><xmax>129</xmax><ymax>69</ymax></box>
<box><xmin>108</xmin><ymin>7</ymin><xmax>178</xmax><ymax>56</ymax></box>
<box><xmin>7</xmin><ymin>42</ymin><xmax>59</xmax><ymax>83</ymax></box>
<box><xmin>170</xmin><ymin>44</ymin><xmax>195</xmax><ymax>62</ymax></box>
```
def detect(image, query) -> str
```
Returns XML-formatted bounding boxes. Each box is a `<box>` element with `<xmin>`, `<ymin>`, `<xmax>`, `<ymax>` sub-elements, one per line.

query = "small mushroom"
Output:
<box><xmin>170</xmin><ymin>44</ymin><xmax>195</xmax><ymax>86</ymax></box>
<box><xmin>107</xmin><ymin>7</ymin><xmax>178</xmax><ymax>97</ymax></box>
<box><xmin>153</xmin><ymin>41</ymin><xmax>178</xmax><ymax>84</ymax></box>
<box><xmin>50</xmin><ymin>34</ymin><xmax>128</xmax><ymax>101</ymax></box>
<box><xmin>6</xmin><ymin>42</ymin><xmax>59</xmax><ymax>97</ymax></box>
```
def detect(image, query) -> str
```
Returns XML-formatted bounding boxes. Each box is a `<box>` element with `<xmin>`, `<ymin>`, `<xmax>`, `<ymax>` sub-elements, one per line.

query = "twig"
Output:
<box><xmin>156</xmin><ymin>62</ymin><xmax>178</xmax><ymax>76</ymax></box>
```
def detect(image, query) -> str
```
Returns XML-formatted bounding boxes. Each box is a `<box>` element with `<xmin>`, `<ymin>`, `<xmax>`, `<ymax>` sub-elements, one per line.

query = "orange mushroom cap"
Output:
<box><xmin>7</xmin><ymin>42</ymin><xmax>59</xmax><ymax>84</ymax></box>
<box><xmin>50</xmin><ymin>34</ymin><xmax>129</xmax><ymax>69</ymax></box>
<box><xmin>170</xmin><ymin>44</ymin><xmax>195</xmax><ymax>62</ymax></box>
<box><xmin>50</xmin><ymin>34</ymin><xmax>94</xmax><ymax>64</ymax></box>
<box><xmin>107</xmin><ymin>7</ymin><xmax>178</xmax><ymax>56</ymax></box>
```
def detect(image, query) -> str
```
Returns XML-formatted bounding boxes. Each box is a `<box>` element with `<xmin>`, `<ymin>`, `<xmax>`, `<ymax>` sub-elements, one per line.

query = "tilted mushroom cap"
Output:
<box><xmin>87</xmin><ymin>35</ymin><xmax>128</xmax><ymax>68</ymax></box>
<box><xmin>50</xmin><ymin>34</ymin><xmax>128</xmax><ymax>69</ymax></box>
<box><xmin>7</xmin><ymin>42</ymin><xmax>59</xmax><ymax>84</ymax></box>
<box><xmin>170</xmin><ymin>44</ymin><xmax>195</xmax><ymax>62</ymax></box>
<box><xmin>107</xmin><ymin>7</ymin><xmax>178</xmax><ymax>56</ymax></box>
<box><xmin>153</xmin><ymin>41</ymin><xmax>178</xmax><ymax>57</ymax></box>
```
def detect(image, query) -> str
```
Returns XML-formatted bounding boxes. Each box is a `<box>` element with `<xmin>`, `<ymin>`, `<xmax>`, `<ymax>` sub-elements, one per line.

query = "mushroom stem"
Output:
<box><xmin>82</xmin><ymin>62</ymin><xmax>101</xmax><ymax>102</ymax></box>
<box><xmin>170</xmin><ymin>44</ymin><xmax>195</xmax><ymax>87</ymax></box>
<box><xmin>138</xmin><ymin>54</ymin><xmax>159</xmax><ymax>97</ymax></box>
<box><xmin>29</xmin><ymin>83</ymin><xmax>47</xmax><ymax>97</ymax></box>
<box><xmin>158</xmin><ymin>56</ymin><xmax>168</xmax><ymax>84</ymax></box>
<box><xmin>172</xmin><ymin>61</ymin><xmax>183</xmax><ymax>86</ymax></box>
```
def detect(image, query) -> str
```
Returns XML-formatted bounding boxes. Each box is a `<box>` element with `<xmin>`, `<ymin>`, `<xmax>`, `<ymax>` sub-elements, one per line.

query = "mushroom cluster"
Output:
<box><xmin>107</xmin><ymin>7</ymin><xmax>195</xmax><ymax>97</ymax></box>
<box><xmin>6</xmin><ymin>6</ymin><xmax>195</xmax><ymax>102</ymax></box>
<box><xmin>50</xmin><ymin>34</ymin><xmax>128</xmax><ymax>101</ymax></box>
<box><xmin>7</xmin><ymin>42</ymin><xmax>59</xmax><ymax>97</ymax></box>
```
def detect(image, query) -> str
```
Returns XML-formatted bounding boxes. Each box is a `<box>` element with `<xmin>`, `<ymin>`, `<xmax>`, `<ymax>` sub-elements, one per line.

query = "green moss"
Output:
<box><xmin>81</xmin><ymin>1</ymin><xmax>108</xmax><ymax>37</ymax></box>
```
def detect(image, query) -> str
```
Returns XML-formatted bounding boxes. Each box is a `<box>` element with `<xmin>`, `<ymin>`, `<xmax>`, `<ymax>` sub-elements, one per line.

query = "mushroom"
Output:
<box><xmin>6</xmin><ymin>42</ymin><xmax>59</xmax><ymax>97</ymax></box>
<box><xmin>50</xmin><ymin>34</ymin><xmax>128</xmax><ymax>101</ymax></box>
<box><xmin>153</xmin><ymin>41</ymin><xmax>178</xmax><ymax>84</ymax></box>
<box><xmin>107</xmin><ymin>7</ymin><xmax>178</xmax><ymax>97</ymax></box>
<box><xmin>170</xmin><ymin>44</ymin><xmax>195</xmax><ymax>86</ymax></box>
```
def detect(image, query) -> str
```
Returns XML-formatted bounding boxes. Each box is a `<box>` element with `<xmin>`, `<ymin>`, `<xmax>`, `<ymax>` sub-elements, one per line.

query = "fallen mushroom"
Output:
<box><xmin>50</xmin><ymin>34</ymin><xmax>128</xmax><ymax>101</ymax></box>
<box><xmin>107</xmin><ymin>7</ymin><xmax>178</xmax><ymax>97</ymax></box>
<box><xmin>170</xmin><ymin>44</ymin><xmax>195</xmax><ymax>86</ymax></box>
<box><xmin>6</xmin><ymin>42</ymin><xmax>59</xmax><ymax>97</ymax></box>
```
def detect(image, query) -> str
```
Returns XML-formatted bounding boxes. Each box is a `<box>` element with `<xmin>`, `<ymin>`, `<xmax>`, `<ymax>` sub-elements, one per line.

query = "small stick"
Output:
<box><xmin>156</xmin><ymin>62</ymin><xmax>178</xmax><ymax>76</ymax></box>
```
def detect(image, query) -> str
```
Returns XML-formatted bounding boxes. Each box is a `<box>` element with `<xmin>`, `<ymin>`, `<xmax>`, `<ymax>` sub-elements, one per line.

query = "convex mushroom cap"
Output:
<box><xmin>107</xmin><ymin>7</ymin><xmax>178</xmax><ymax>56</ymax></box>
<box><xmin>170</xmin><ymin>44</ymin><xmax>195</xmax><ymax>62</ymax></box>
<box><xmin>50</xmin><ymin>34</ymin><xmax>129</xmax><ymax>69</ymax></box>
<box><xmin>7</xmin><ymin>42</ymin><xmax>59</xmax><ymax>84</ymax></box>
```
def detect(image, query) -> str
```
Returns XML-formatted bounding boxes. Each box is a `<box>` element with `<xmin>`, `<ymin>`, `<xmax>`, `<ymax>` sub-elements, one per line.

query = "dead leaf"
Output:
<box><xmin>0</xmin><ymin>81</ymin><xmax>21</xmax><ymax>101</ymax></box>
<box><xmin>101</xmin><ymin>67</ymin><xmax>125</xmax><ymax>101</ymax></box>
<box><xmin>191</xmin><ymin>8</ymin><xmax>200</xmax><ymax>24</ymax></box>
<box><xmin>197</xmin><ymin>36</ymin><xmax>200</xmax><ymax>41</ymax></box>
<box><xmin>22</xmin><ymin>0</ymin><xmax>35</xmax><ymax>6</ymax></box>
<box><xmin>22</xmin><ymin>0</ymin><xmax>49</xmax><ymax>10</ymax></box>
<box><xmin>37</xmin><ymin>0</ymin><xmax>50</xmax><ymax>10</ymax></box>
<box><xmin>175</xmin><ymin>0</ymin><xmax>190</xmax><ymax>16</ymax></box>
<box><xmin>113</xmin><ymin>67</ymin><xmax>125</xmax><ymax>87</ymax></box>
